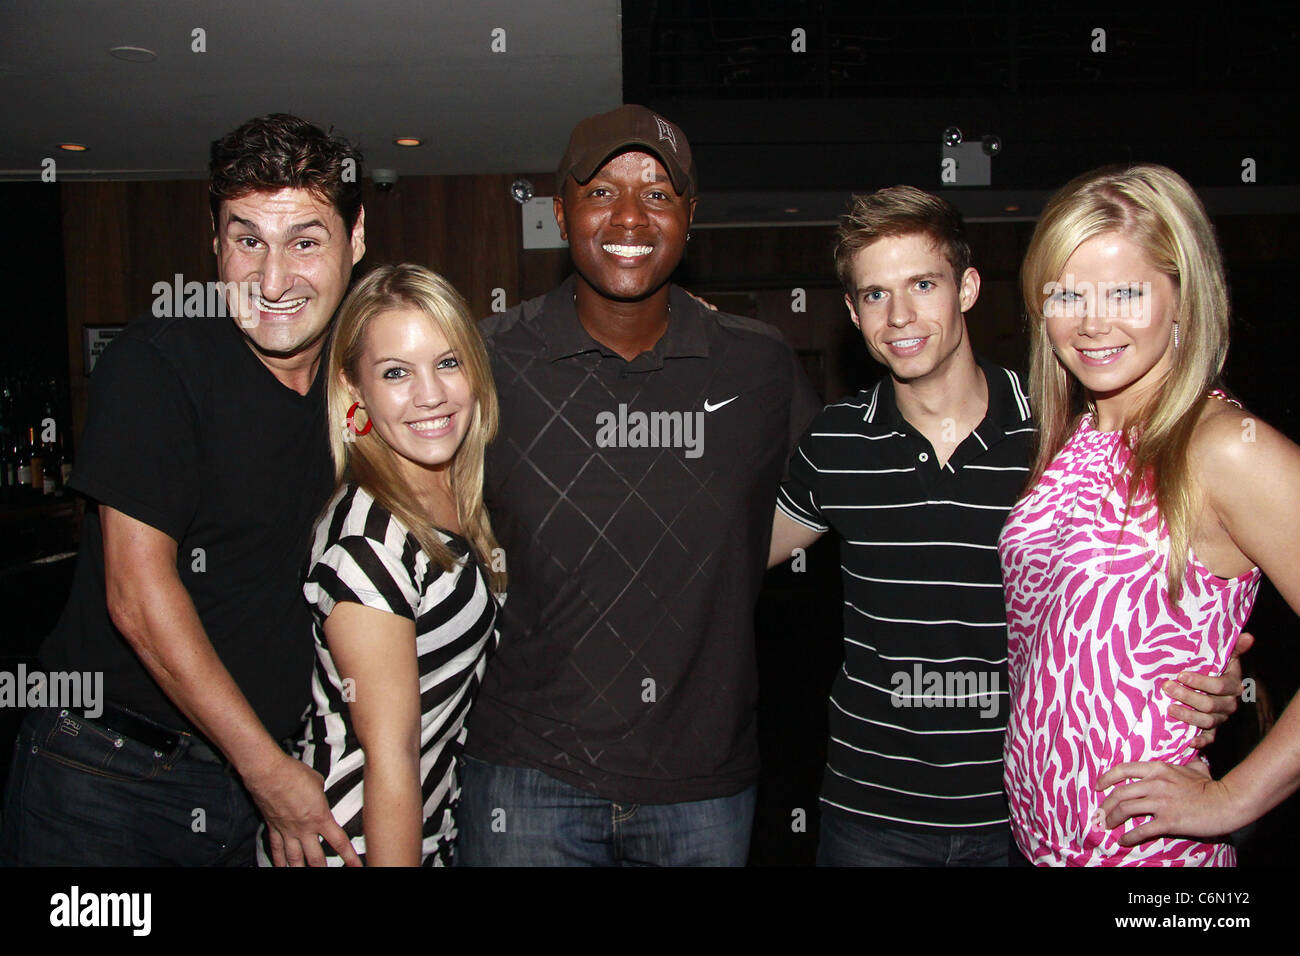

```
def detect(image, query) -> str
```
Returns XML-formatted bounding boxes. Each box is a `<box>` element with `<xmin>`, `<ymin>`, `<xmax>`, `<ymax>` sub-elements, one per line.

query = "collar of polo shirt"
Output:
<box><xmin>540</xmin><ymin>275</ymin><xmax>711</xmax><ymax>364</ymax></box>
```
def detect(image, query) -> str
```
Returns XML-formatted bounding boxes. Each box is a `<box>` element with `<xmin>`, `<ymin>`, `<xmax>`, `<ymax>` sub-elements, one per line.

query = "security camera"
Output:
<box><xmin>372</xmin><ymin>169</ymin><xmax>398</xmax><ymax>192</ymax></box>
<box><xmin>511</xmin><ymin>178</ymin><xmax>535</xmax><ymax>204</ymax></box>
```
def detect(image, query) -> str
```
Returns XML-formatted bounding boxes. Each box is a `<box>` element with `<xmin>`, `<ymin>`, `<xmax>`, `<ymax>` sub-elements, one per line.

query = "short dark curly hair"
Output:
<box><xmin>208</xmin><ymin>113</ymin><xmax>363</xmax><ymax>235</ymax></box>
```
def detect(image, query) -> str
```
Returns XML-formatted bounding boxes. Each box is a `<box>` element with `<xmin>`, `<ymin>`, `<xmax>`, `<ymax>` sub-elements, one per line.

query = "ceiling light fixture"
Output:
<box><xmin>109</xmin><ymin>46</ymin><xmax>156</xmax><ymax>62</ymax></box>
<box><xmin>394</xmin><ymin>137</ymin><xmax>422</xmax><ymax>147</ymax></box>
<box><xmin>57</xmin><ymin>143</ymin><xmax>88</xmax><ymax>152</ymax></box>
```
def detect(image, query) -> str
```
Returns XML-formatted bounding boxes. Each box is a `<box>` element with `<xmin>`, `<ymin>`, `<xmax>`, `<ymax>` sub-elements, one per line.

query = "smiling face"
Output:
<box><xmin>214</xmin><ymin>187</ymin><xmax>365</xmax><ymax>363</ymax></box>
<box><xmin>344</xmin><ymin>307</ymin><xmax>477</xmax><ymax>490</ymax></box>
<box><xmin>1044</xmin><ymin>231</ymin><xmax>1179</xmax><ymax>418</ymax></box>
<box><xmin>844</xmin><ymin>232</ymin><xmax>980</xmax><ymax>385</ymax></box>
<box><xmin>553</xmin><ymin>150</ymin><xmax>696</xmax><ymax>303</ymax></box>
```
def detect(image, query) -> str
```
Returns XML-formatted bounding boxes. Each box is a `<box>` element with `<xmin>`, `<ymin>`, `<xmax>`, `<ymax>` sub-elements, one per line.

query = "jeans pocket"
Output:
<box><xmin>33</xmin><ymin>710</ymin><xmax>164</xmax><ymax>782</ymax></box>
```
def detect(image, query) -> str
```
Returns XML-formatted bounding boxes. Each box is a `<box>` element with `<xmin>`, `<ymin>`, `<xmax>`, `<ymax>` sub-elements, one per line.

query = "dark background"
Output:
<box><xmin>1</xmin><ymin>2</ymin><xmax>1297</xmax><ymax>865</ymax></box>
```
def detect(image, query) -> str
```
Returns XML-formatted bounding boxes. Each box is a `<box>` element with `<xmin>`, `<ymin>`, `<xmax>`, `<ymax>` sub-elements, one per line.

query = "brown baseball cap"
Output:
<box><xmin>557</xmin><ymin>104</ymin><xmax>697</xmax><ymax>198</ymax></box>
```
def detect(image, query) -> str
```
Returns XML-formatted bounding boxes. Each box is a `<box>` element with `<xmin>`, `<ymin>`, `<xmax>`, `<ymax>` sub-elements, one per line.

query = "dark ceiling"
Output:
<box><xmin>626</xmin><ymin>3</ymin><xmax>1293</xmax><ymax>99</ymax></box>
<box><xmin>1</xmin><ymin>2</ymin><xmax>1294</xmax><ymax>223</ymax></box>
<box><xmin>624</xmin><ymin>2</ymin><xmax>1299</xmax><ymax>207</ymax></box>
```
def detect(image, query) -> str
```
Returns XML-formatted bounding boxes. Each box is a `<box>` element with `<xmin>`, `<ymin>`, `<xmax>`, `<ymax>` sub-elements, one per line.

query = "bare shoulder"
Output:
<box><xmin>1189</xmin><ymin>396</ymin><xmax>1300</xmax><ymax>498</ymax></box>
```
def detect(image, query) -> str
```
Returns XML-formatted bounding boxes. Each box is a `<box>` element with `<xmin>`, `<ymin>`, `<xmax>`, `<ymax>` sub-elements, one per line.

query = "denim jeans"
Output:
<box><xmin>816</xmin><ymin>809</ymin><xmax>1011</xmax><ymax>866</ymax></box>
<box><xmin>1008</xmin><ymin>837</ymin><xmax>1035</xmax><ymax>866</ymax></box>
<box><xmin>454</xmin><ymin>755</ymin><xmax>756</xmax><ymax>866</ymax></box>
<box><xmin>0</xmin><ymin>707</ymin><xmax>261</xmax><ymax>866</ymax></box>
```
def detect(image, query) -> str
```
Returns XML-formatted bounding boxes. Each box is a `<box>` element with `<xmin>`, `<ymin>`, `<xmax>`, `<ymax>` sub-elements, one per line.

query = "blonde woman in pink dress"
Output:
<box><xmin>1000</xmin><ymin>164</ymin><xmax>1300</xmax><ymax>865</ymax></box>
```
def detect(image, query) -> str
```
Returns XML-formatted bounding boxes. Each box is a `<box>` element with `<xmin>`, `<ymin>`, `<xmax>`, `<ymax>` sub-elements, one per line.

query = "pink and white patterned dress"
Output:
<box><xmin>999</xmin><ymin>408</ymin><xmax>1259</xmax><ymax>865</ymax></box>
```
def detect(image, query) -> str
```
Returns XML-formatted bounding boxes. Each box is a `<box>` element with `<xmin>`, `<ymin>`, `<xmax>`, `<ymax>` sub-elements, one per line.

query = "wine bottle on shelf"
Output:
<box><xmin>16</xmin><ymin>428</ymin><xmax>33</xmax><ymax>498</ymax></box>
<box><xmin>0</xmin><ymin>383</ymin><xmax>12</xmax><ymax>502</ymax></box>
<box><xmin>10</xmin><ymin>438</ymin><xmax>23</xmax><ymax>501</ymax></box>
<box><xmin>58</xmin><ymin>430</ymin><xmax>73</xmax><ymax>489</ymax></box>
<box><xmin>40</xmin><ymin>395</ymin><xmax>57</xmax><ymax>488</ymax></box>
<box><xmin>0</xmin><ymin>437</ymin><xmax>13</xmax><ymax>504</ymax></box>
<box><xmin>28</xmin><ymin>426</ymin><xmax>44</xmax><ymax>494</ymax></box>
<box><xmin>42</xmin><ymin>453</ymin><xmax>57</xmax><ymax>496</ymax></box>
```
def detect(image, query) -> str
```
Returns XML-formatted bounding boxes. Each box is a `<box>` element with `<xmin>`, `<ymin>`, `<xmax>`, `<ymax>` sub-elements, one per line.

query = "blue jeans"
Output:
<box><xmin>0</xmin><ymin>707</ymin><xmax>261</xmax><ymax>866</ymax></box>
<box><xmin>454</xmin><ymin>755</ymin><xmax>756</xmax><ymax>866</ymax></box>
<box><xmin>816</xmin><ymin>810</ymin><xmax>1011</xmax><ymax>866</ymax></box>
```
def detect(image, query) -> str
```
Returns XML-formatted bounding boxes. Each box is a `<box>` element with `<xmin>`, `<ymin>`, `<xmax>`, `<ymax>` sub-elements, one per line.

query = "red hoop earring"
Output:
<box><xmin>346</xmin><ymin>401</ymin><xmax>372</xmax><ymax>436</ymax></box>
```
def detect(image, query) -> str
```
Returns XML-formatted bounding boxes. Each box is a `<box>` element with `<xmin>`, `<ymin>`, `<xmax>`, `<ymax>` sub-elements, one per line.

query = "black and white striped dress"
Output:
<box><xmin>257</xmin><ymin>483</ymin><xmax>500</xmax><ymax>866</ymax></box>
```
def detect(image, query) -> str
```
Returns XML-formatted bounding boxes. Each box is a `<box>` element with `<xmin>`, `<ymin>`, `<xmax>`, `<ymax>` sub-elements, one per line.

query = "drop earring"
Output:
<box><xmin>1173</xmin><ymin>323</ymin><xmax>1180</xmax><ymax>350</ymax></box>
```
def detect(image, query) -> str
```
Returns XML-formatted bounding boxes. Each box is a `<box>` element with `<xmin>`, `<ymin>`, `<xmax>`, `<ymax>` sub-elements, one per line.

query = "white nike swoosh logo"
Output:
<box><xmin>704</xmin><ymin>396</ymin><xmax>739</xmax><ymax>412</ymax></box>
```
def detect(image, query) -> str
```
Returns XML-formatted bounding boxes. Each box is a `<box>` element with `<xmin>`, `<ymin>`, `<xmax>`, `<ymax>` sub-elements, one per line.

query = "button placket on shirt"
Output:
<box><xmin>895</xmin><ymin>424</ymin><xmax>941</xmax><ymax>494</ymax></box>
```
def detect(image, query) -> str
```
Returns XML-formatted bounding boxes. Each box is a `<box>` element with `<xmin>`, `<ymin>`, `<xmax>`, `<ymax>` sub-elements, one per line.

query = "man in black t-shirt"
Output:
<box><xmin>0</xmin><ymin>115</ymin><xmax>365</xmax><ymax>867</ymax></box>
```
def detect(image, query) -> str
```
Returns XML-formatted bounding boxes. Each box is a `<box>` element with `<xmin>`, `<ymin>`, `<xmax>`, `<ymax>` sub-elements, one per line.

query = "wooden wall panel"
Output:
<box><xmin>62</xmin><ymin>179</ymin><xmax>1297</xmax><ymax>446</ymax></box>
<box><xmin>356</xmin><ymin>171</ymin><xmax>561</xmax><ymax>317</ymax></box>
<box><xmin>61</xmin><ymin>173</ymin><xmax>552</xmax><ymax>442</ymax></box>
<box><xmin>61</xmin><ymin>180</ymin><xmax>217</xmax><ymax>446</ymax></box>
<box><xmin>686</xmin><ymin>222</ymin><xmax>1039</xmax><ymax>401</ymax></box>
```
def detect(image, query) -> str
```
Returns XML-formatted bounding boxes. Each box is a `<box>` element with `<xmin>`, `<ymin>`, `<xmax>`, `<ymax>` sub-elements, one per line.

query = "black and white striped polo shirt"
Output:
<box><xmin>778</xmin><ymin>355</ymin><xmax>1034</xmax><ymax>832</ymax></box>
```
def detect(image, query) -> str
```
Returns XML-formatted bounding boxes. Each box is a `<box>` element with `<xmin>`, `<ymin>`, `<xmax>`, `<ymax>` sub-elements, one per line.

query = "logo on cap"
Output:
<box><xmin>654</xmin><ymin>117</ymin><xmax>678</xmax><ymax>153</ymax></box>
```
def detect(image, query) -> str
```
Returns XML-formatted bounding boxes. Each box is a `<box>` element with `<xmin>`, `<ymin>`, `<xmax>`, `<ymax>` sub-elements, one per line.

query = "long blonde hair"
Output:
<box><xmin>1020</xmin><ymin>164</ymin><xmax>1231</xmax><ymax>600</ymax></box>
<box><xmin>326</xmin><ymin>263</ymin><xmax>504</xmax><ymax>592</ymax></box>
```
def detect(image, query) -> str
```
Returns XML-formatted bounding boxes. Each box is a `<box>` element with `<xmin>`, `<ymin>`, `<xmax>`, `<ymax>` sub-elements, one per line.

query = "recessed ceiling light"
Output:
<box><xmin>57</xmin><ymin>143</ymin><xmax>88</xmax><ymax>152</ymax></box>
<box><xmin>394</xmin><ymin>137</ymin><xmax>422</xmax><ymax>147</ymax></box>
<box><xmin>1003</xmin><ymin>204</ymin><xmax>1020</xmax><ymax>212</ymax></box>
<box><xmin>109</xmin><ymin>46</ymin><xmax>156</xmax><ymax>62</ymax></box>
<box><xmin>783</xmin><ymin>207</ymin><xmax>800</xmax><ymax>214</ymax></box>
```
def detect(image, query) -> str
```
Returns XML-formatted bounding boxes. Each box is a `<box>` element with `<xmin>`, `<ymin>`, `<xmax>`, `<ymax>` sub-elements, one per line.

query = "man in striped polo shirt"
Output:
<box><xmin>769</xmin><ymin>185</ymin><xmax>1245</xmax><ymax>865</ymax></box>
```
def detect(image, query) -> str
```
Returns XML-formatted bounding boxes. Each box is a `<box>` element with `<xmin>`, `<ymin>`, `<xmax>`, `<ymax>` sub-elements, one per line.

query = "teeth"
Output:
<box><xmin>603</xmin><ymin>244</ymin><xmax>653</xmax><ymax>257</ymax></box>
<box><xmin>890</xmin><ymin>338</ymin><xmax>924</xmax><ymax>348</ymax></box>
<box><xmin>1081</xmin><ymin>346</ymin><xmax>1125</xmax><ymax>358</ymax></box>
<box><xmin>254</xmin><ymin>295</ymin><xmax>307</xmax><ymax>314</ymax></box>
<box><xmin>409</xmin><ymin>416</ymin><xmax>450</xmax><ymax>431</ymax></box>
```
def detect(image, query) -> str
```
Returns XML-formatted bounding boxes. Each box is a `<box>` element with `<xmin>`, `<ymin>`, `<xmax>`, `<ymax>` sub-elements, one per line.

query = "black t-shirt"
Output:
<box><xmin>41</xmin><ymin>313</ymin><xmax>334</xmax><ymax>740</ymax></box>
<box><xmin>466</xmin><ymin>277</ymin><xmax>820</xmax><ymax>804</ymax></box>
